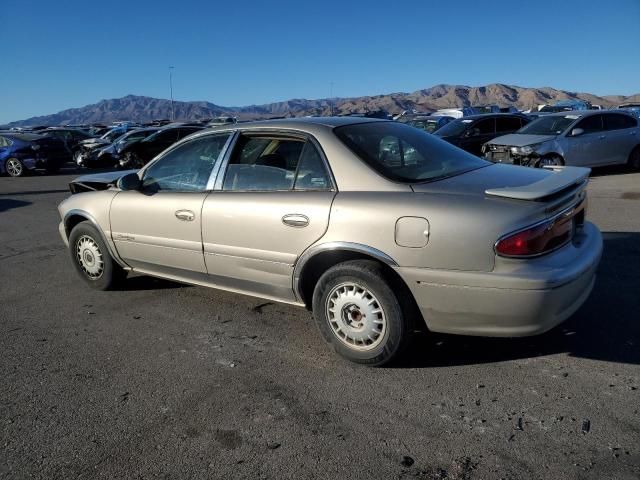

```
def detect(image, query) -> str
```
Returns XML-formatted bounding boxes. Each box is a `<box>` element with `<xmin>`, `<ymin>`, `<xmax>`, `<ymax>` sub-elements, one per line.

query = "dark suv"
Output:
<box><xmin>118</xmin><ymin>125</ymin><xmax>204</xmax><ymax>168</ymax></box>
<box><xmin>433</xmin><ymin>113</ymin><xmax>530</xmax><ymax>156</ymax></box>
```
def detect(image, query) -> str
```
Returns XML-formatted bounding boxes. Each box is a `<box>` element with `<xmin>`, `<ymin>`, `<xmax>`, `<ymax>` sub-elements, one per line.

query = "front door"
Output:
<box><xmin>459</xmin><ymin>118</ymin><xmax>496</xmax><ymax>156</ymax></box>
<box><xmin>566</xmin><ymin>114</ymin><xmax>611</xmax><ymax>166</ymax></box>
<box><xmin>110</xmin><ymin>133</ymin><xmax>231</xmax><ymax>273</ymax></box>
<box><xmin>201</xmin><ymin>133</ymin><xmax>335</xmax><ymax>301</ymax></box>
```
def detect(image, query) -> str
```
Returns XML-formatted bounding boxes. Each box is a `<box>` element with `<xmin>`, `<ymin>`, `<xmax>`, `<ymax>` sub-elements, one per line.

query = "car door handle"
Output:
<box><xmin>282</xmin><ymin>214</ymin><xmax>309</xmax><ymax>227</ymax></box>
<box><xmin>175</xmin><ymin>210</ymin><xmax>195</xmax><ymax>221</ymax></box>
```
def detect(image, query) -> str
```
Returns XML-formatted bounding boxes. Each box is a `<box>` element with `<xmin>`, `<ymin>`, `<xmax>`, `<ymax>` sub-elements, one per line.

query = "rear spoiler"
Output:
<box><xmin>485</xmin><ymin>166</ymin><xmax>590</xmax><ymax>201</ymax></box>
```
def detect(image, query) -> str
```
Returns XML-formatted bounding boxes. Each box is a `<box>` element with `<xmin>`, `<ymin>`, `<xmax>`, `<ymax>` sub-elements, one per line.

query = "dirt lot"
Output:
<box><xmin>1</xmin><ymin>167</ymin><xmax>639</xmax><ymax>479</ymax></box>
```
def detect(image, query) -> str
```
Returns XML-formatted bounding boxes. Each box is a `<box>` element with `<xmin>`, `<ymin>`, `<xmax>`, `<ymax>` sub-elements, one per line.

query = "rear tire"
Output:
<box><xmin>68</xmin><ymin>221</ymin><xmax>127</xmax><ymax>290</ymax></box>
<box><xmin>312</xmin><ymin>260</ymin><xmax>412</xmax><ymax>366</ymax></box>
<box><xmin>5</xmin><ymin>158</ymin><xmax>25</xmax><ymax>177</ymax></box>
<box><xmin>628</xmin><ymin>146</ymin><xmax>640</xmax><ymax>171</ymax></box>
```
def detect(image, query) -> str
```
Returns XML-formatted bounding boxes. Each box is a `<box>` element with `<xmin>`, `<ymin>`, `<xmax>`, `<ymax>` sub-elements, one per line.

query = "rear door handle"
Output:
<box><xmin>282</xmin><ymin>214</ymin><xmax>309</xmax><ymax>227</ymax></box>
<box><xmin>175</xmin><ymin>209</ymin><xmax>195</xmax><ymax>221</ymax></box>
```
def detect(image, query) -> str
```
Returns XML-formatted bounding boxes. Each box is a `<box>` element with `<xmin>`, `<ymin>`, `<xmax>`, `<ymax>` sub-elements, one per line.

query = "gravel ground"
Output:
<box><xmin>1</xmin><ymin>167</ymin><xmax>639</xmax><ymax>480</ymax></box>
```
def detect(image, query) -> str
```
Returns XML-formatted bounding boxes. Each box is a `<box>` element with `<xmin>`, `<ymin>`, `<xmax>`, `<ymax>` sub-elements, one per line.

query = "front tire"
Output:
<box><xmin>5</xmin><ymin>158</ymin><xmax>25</xmax><ymax>177</ymax></box>
<box><xmin>68</xmin><ymin>221</ymin><xmax>126</xmax><ymax>290</ymax></box>
<box><xmin>628</xmin><ymin>146</ymin><xmax>640</xmax><ymax>171</ymax></box>
<box><xmin>537</xmin><ymin>155</ymin><xmax>564</xmax><ymax>168</ymax></box>
<box><xmin>312</xmin><ymin>260</ymin><xmax>412</xmax><ymax>366</ymax></box>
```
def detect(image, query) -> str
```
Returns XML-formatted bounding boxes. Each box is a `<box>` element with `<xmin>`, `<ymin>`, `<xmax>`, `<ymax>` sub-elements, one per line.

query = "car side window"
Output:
<box><xmin>142</xmin><ymin>133</ymin><xmax>230</xmax><ymax>192</ymax></box>
<box><xmin>474</xmin><ymin>118</ymin><xmax>495</xmax><ymax>135</ymax></box>
<box><xmin>0</xmin><ymin>136</ymin><xmax>8</xmax><ymax>147</ymax></box>
<box><xmin>575</xmin><ymin>115</ymin><xmax>604</xmax><ymax>134</ymax></box>
<box><xmin>293</xmin><ymin>142</ymin><xmax>332</xmax><ymax>190</ymax></box>
<box><xmin>496</xmin><ymin>117</ymin><xmax>522</xmax><ymax>133</ymax></box>
<box><xmin>223</xmin><ymin>135</ymin><xmax>305</xmax><ymax>191</ymax></box>
<box><xmin>603</xmin><ymin>113</ymin><xmax>637</xmax><ymax>130</ymax></box>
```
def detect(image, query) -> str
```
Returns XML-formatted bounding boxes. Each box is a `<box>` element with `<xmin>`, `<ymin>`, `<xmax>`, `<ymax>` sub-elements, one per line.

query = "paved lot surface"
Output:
<box><xmin>1</xmin><ymin>167</ymin><xmax>639</xmax><ymax>480</ymax></box>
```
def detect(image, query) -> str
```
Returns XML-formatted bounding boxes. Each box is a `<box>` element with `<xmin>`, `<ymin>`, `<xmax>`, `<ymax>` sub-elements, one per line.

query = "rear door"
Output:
<box><xmin>201</xmin><ymin>132</ymin><xmax>335</xmax><ymax>302</ymax></box>
<box><xmin>110</xmin><ymin>133</ymin><xmax>231</xmax><ymax>274</ymax></box>
<box><xmin>602</xmin><ymin>113</ymin><xmax>639</xmax><ymax>165</ymax></box>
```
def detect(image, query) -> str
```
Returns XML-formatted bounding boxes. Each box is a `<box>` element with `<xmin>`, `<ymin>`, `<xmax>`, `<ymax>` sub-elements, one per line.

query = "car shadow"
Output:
<box><xmin>394</xmin><ymin>231</ymin><xmax>640</xmax><ymax>368</ymax></box>
<box><xmin>120</xmin><ymin>274</ymin><xmax>188</xmax><ymax>292</ymax></box>
<box><xmin>590</xmin><ymin>165</ymin><xmax>634</xmax><ymax>177</ymax></box>
<box><xmin>0</xmin><ymin>189</ymin><xmax>69</xmax><ymax>196</ymax></box>
<box><xmin>0</xmin><ymin>198</ymin><xmax>31</xmax><ymax>212</ymax></box>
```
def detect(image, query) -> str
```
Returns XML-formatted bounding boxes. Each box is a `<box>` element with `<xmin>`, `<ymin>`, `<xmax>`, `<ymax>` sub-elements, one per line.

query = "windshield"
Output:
<box><xmin>517</xmin><ymin>115</ymin><xmax>577</xmax><ymax>135</ymax></box>
<box><xmin>408</xmin><ymin>119</ymin><xmax>441</xmax><ymax>133</ymax></box>
<box><xmin>334</xmin><ymin>122</ymin><xmax>488</xmax><ymax>183</ymax></box>
<box><xmin>433</xmin><ymin>118</ymin><xmax>474</xmax><ymax>137</ymax></box>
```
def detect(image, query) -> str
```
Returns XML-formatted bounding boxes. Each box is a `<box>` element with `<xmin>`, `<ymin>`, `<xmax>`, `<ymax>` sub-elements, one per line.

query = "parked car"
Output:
<box><xmin>39</xmin><ymin>127</ymin><xmax>95</xmax><ymax>159</ymax></box>
<box><xmin>399</xmin><ymin>115</ymin><xmax>455</xmax><ymax>133</ymax></box>
<box><xmin>432</xmin><ymin>107</ymin><xmax>478</xmax><ymax>119</ymax></box>
<box><xmin>0</xmin><ymin>132</ymin><xmax>68</xmax><ymax>176</ymax></box>
<box><xmin>474</xmin><ymin>105</ymin><xmax>500</xmax><ymax>114</ymax></box>
<box><xmin>76</xmin><ymin>125</ymin><xmax>141</xmax><ymax>165</ymax></box>
<box><xmin>618</xmin><ymin>103</ymin><xmax>640</xmax><ymax>119</ymax></box>
<box><xmin>433</xmin><ymin>113</ymin><xmax>530</xmax><ymax>156</ymax></box>
<box><xmin>79</xmin><ymin>128</ymin><xmax>159</xmax><ymax>168</ymax></box>
<box><xmin>483</xmin><ymin>110</ymin><xmax>640</xmax><ymax>169</ymax></box>
<box><xmin>58</xmin><ymin>117</ymin><xmax>602</xmax><ymax>366</ymax></box>
<box><xmin>117</xmin><ymin>125</ymin><xmax>204</xmax><ymax>168</ymax></box>
<box><xmin>539</xmin><ymin>100</ymin><xmax>593</xmax><ymax>113</ymax></box>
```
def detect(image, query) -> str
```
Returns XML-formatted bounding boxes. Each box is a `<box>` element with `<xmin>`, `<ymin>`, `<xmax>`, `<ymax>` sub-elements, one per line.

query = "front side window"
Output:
<box><xmin>496</xmin><ymin>116</ymin><xmax>524</xmax><ymax>132</ymax></box>
<box><xmin>575</xmin><ymin>115</ymin><xmax>604</xmax><ymax>134</ymax></box>
<box><xmin>335</xmin><ymin>121</ymin><xmax>488</xmax><ymax>183</ymax></box>
<box><xmin>518</xmin><ymin>115</ymin><xmax>578</xmax><ymax>135</ymax></box>
<box><xmin>473</xmin><ymin>118</ymin><xmax>495</xmax><ymax>135</ymax></box>
<box><xmin>142</xmin><ymin>134</ymin><xmax>230</xmax><ymax>192</ymax></box>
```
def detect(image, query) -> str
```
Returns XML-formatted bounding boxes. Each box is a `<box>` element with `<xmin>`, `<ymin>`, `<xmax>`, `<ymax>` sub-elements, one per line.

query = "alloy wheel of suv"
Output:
<box><xmin>5</xmin><ymin>158</ymin><xmax>24</xmax><ymax>177</ymax></box>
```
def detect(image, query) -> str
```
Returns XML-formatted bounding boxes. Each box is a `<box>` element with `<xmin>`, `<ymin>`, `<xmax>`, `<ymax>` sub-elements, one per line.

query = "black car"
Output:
<box><xmin>0</xmin><ymin>132</ymin><xmax>68</xmax><ymax>176</ymax></box>
<box><xmin>81</xmin><ymin>128</ymin><xmax>160</xmax><ymax>168</ymax></box>
<box><xmin>118</xmin><ymin>125</ymin><xmax>204</xmax><ymax>168</ymax></box>
<box><xmin>39</xmin><ymin>128</ymin><xmax>95</xmax><ymax>159</ymax></box>
<box><xmin>433</xmin><ymin>113</ymin><xmax>531</xmax><ymax>156</ymax></box>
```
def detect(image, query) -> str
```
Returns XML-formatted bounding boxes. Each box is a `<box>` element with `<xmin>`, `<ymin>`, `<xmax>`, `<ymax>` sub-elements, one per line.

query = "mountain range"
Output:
<box><xmin>6</xmin><ymin>83</ymin><xmax>640</xmax><ymax>127</ymax></box>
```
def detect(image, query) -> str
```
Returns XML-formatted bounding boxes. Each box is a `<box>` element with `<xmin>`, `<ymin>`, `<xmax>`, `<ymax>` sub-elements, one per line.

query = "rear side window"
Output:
<box><xmin>603</xmin><ymin>113</ymin><xmax>637</xmax><ymax>130</ymax></box>
<box><xmin>496</xmin><ymin>116</ymin><xmax>523</xmax><ymax>132</ymax></box>
<box><xmin>223</xmin><ymin>135</ymin><xmax>331</xmax><ymax>191</ymax></box>
<box><xmin>0</xmin><ymin>136</ymin><xmax>11</xmax><ymax>147</ymax></box>
<box><xmin>575</xmin><ymin>115</ymin><xmax>604</xmax><ymax>134</ymax></box>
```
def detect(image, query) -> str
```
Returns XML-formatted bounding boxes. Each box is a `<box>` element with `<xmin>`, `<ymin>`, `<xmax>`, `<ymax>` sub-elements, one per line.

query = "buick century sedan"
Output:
<box><xmin>58</xmin><ymin>117</ymin><xmax>602</xmax><ymax>365</ymax></box>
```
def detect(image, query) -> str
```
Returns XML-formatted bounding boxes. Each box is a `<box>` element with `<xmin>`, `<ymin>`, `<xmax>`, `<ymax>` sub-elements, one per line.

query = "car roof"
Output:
<box><xmin>450</xmin><ymin>113</ymin><xmax>528</xmax><ymax>121</ymax></box>
<box><xmin>202</xmin><ymin>116</ymin><xmax>384</xmax><ymax>133</ymax></box>
<box><xmin>542</xmin><ymin>109</ymin><xmax>633</xmax><ymax>118</ymax></box>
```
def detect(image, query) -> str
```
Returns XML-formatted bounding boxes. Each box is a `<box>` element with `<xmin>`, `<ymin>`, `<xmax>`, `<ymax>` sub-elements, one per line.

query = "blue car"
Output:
<box><xmin>0</xmin><ymin>132</ymin><xmax>68</xmax><ymax>177</ymax></box>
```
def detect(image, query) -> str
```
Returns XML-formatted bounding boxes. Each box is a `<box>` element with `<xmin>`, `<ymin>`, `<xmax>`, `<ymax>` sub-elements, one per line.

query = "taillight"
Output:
<box><xmin>495</xmin><ymin>202</ymin><xmax>584</xmax><ymax>257</ymax></box>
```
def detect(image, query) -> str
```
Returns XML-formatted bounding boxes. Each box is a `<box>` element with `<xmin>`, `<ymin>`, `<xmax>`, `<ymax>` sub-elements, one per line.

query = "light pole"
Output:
<box><xmin>169</xmin><ymin>66</ymin><xmax>175</xmax><ymax>121</ymax></box>
<box><xmin>329</xmin><ymin>81</ymin><xmax>334</xmax><ymax>116</ymax></box>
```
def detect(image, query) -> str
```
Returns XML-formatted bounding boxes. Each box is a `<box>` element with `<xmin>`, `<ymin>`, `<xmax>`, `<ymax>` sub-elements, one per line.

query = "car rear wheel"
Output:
<box><xmin>537</xmin><ymin>155</ymin><xmax>564</xmax><ymax>168</ymax></box>
<box><xmin>5</xmin><ymin>158</ymin><xmax>25</xmax><ymax>177</ymax></box>
<box><xmin>68</xmin><ymin>221</ymin><xmax>127</xmax><ymax>290</ymax></box>
<box><xmin>628</xmin><ymin>146</ymin><xmax>640</xmax><ymax>171</ymax></box>
<box><xmin>312</xmin><ymin>260</ymin><xmax>412</xmax><ymax>366</ymax></box>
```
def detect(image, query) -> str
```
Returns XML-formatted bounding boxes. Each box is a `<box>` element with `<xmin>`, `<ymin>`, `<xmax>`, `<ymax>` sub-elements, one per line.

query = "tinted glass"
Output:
<box><xmin>142</xmin><ymin>134</ymin><xmax>230</xmax><ymax>192</ymax></box>
<box><xmin>223</xmin><ymin>136</ymin><xmax>305</xmax><ymax>191</ymax></box>
<box><xmin>294</xmin><ymin>142</ymin><xmax>331</xmax><ymax>190</ymax></box>
<box><xmin>496</xmin><ymin>116</ymin><xmax>523</xmax><ymax>132</ymax></box>
<box><xmin>518</xmin><ymin>115</ymin><xmax>577</xmax><ymax>135</ymax></box>
<box><xmin>603</xmin><ymin>113</ymin><xmax>637</xmax><ymax>130</ymax></box>
<box><xmin>474</xmin><ymin>118</ymin><xmax>495</xmax><ymax>135</ymax></box>
<box><xmin>575</xmin><ymin>115</ymin><xmax>604</xmax><ymax>134</ymax></box>
<box><xmin>334</xmin><ymin>122</ymin><xmax>487</xmax><ymax>183</ymax></box>
<box><xmin>0</xmin><ymin>136</ymin><xmax>8</xmax><ymax>147</ymax></box>
<box><xmin>434</xmin><ymin>118</ymin><xmax>475</xmax><ymax>137</ymax></box>
<box><xmin>408</xmin><ymin>119</ymin><xmax>441</xmax><ymax>133</ymax></box>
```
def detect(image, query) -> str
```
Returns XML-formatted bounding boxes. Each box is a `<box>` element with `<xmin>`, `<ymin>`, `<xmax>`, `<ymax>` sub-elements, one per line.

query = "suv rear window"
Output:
<box><xmin>334</xmin><ymin>122</ymin><xmax>488</xmax><ymax>183</ymax></box>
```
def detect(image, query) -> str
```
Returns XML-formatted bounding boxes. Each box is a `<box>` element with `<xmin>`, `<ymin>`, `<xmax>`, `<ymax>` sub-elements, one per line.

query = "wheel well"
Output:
<box><xmin>540</xmin><ymin>153</ymin><xmax>564</xmax><ymax>163</ymax></box>
<box><xmin>64</xmin><ymin>214</ymin><xmax>89</xmax><ymax>238</ymax></box>
<box><xmin>297</xmin><ymin>250</ymin><xmax>412</xmax><ymax>310</ymax></box>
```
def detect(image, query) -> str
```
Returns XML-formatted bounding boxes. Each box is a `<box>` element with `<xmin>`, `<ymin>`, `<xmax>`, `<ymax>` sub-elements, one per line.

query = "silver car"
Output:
<box><xmin>58</xmin><ymin>117</ymin><xmax>602</xmax><ymax>365</ymax></box>
<box><xmin>483</xmin><ymin>110</ymin><xmax>640</xmax><ymax>169</ymax></box>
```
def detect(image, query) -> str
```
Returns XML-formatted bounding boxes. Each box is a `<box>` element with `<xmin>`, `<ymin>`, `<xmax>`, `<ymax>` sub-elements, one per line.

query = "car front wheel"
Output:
<box><xmin>312</xmin><ymin>260</ymin><xmax>412</xmax><ymax>366</ymax></box>
<box><xmin>628</xmin><ymin>146</ymin><xmax>640</xmax><ymax>171</ymax></box>
<box><xmin>68</xmin><ymin>221</ymin><xmax>126</xmax><ymax>290</ymax></box>
<box><xmin>5</xmin><ymin>158</ymin><xmax>25</xmax><ymax>177</ymax></box>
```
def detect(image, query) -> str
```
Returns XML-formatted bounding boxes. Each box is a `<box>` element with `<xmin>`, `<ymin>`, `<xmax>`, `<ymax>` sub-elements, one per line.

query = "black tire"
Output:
<box><xmin>45</xmin><ymin>164</ymin><xmax>61</xmax><ymax>174</ymax></box>
<box><xmin>536</xmin><ymin>155</ymin><xmax>564</xmax><ymax>168</ymax></box>
<box><xmin>312</xmin><ymin>260</ymin><xmax>413</xmax><ymax>366</ymax></box>
<box><xmin>68</xmin><ymin>221</ymin><xmax>127</xmax><ymax>290</ymax></box>
<box><xmin>5</xmin><ymin>158</ymin><xmax>25</xmax><ymax>177</ymax></box>
<box><xmin>122</xmin><ymin>152</ymin><xmax>143</xmax><ymax>169</ymax></box>
<box><xmin>628</xmin><ymin>146</ymin><xmax>640</xmax><ymax>171</ymax></box>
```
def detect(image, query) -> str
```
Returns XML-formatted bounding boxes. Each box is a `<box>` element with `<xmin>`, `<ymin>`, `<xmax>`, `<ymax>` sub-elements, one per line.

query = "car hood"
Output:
<box><xmin>69</xmin><ymin>170</ymin><xmax>137</xmax><ymax>194</ymax></box>
<box><xmin>411</xmin><ymin>163</ymin><xmax>551</xmax><ymax>198</ymax></box>
<box><xmin>487</xmin><ymin>133</ymin><xmax>556</xmax><ymax>147</ymax></box>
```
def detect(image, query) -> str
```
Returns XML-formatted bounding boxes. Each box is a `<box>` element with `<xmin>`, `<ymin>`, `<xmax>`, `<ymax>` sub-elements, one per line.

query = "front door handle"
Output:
<box><xmin>282</xmin><ymin>214</ymin><xmax>309</xmax><ymax>227</ymax></box>
<box><xmin>175</xmin><ymin>210</ymin><xmax>195</xmax><ymax>221</ymax></box>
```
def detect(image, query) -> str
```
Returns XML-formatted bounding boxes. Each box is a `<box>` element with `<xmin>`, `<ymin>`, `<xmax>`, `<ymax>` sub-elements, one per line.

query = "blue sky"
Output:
<box><xmin>0</xmin><ymin>0</ymin><xmax>638</xmax><ymax>123</ymax></box>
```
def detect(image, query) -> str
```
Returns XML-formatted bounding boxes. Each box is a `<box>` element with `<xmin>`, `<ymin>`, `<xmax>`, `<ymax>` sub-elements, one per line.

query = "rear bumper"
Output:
<box><xmin>397</xmin><ymin>221</ymin><xmax>602</xmax><ymax>337</ymax></box>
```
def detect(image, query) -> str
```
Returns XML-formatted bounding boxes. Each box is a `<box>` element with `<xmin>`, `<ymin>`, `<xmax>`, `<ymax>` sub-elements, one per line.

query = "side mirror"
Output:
<box><xmin>465</xmin><ymin>127</ymin><xmax>480</xmax><ymax>138</ymax></box>
<box><xmin>570</xmin><ymin>128</ymin><xmax>584</xmax><ymax>137</ymax></box>
<box><xmin>117</xmin><ymin>172</ymin><xmax>141</xmax><ymax>191</ymax></box>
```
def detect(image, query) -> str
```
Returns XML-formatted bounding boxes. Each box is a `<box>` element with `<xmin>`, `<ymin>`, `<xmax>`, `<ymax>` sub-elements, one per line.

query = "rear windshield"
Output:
<box><xmin>517</xmin><ymin>115</ymin><xmax>577</xmax><ymax>135</ymax></box>
<box><xmin>334</xmin><ymin>122</ymin><xmax>488</xmax><ymax>183</ymax></box>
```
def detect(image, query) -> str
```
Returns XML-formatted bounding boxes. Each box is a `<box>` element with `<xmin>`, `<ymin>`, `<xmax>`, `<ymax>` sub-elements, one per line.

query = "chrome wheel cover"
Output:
<box><xmin>325</xmin><ymin>282</ymin><xmax>386</xmax><ymax>351</ymax></box>
<box><xmin>6</xmin><ymin>159</ymin><xmax>23</xmax><ymax>176</ymax></box>
<box><xmin>76</xmin><ymin>235</ymin><xmax>104</xmax><ymax>279</ymax></box>
<box><xmin>539</xmin><ymin>157</ymin><xmax>562</xmax><ymax>167</ymax></box>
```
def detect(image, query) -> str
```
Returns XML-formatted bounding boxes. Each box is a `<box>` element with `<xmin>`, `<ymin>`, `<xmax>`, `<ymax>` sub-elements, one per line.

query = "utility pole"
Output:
<box><xmin>329</xmin><ymin>81</ymin><xmax>334</xmax><ymax>116</ymax></box>
<box><xmin>169</xmin><ymin>66</ymin><xmax>175</xmax><ymax>121</ymax></box>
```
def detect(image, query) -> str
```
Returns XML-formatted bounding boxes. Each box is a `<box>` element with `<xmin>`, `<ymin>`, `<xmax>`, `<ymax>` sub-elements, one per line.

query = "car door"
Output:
<box><xmin>565</xmin><ymin>114</ymin><xmax>610</xmax><ymax>166</ymax></box>
<box><xmin>110</xmin><ymin>132</ymin><xmax>232</xmax><ymax>274</ymax></box>
<box><xmin>602</xmin><ymin>113</ymin><xmax>639</xmax><ymax>165</ymax></box>
<box><xmin>459</xmin><ymin>118</ymin><xmax>495</xmax><ymax>156</ymax></box>
<box><xmin>201</xmin><ymin>132</ymin><xmax>336</xmax><ymax>302</ymax></box>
